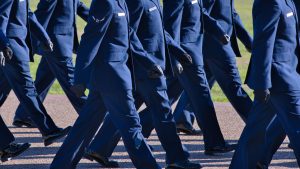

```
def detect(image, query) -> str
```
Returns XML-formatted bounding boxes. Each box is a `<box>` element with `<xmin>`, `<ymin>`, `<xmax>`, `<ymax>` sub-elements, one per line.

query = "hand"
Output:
<box><xmin>175</xmin><ymin>53</ymin><xmax>193</xmax><ymax>66</ymax></box>
<box><xmin>3</xmin><ymin>46</ymin><xmax>13</xmax><ymax>60</ymax></box>
<box><xmin>0</xmin><ymin>52</ymin><xmax>5</xmax><ymax>66</ymax></box>
<box><xmin>40</xmin><ymin>40</ymin><xmax>54</xmax><ymax>52</ymax></box>
<box><xmin>254</xmin><ymin>89</ymin><xmax>270</xmax><ymax>103</ymax></box>
<box><xmin>175</xmin><ymin>63</ymin><xmax>184</xmax><ymax>74</ymax></box>
<box><xmin>148</xmin><ymin>65</ymin><xmax>164</xmax><ymax>78</ymax></box>
<box><xmin>220</xmin><ymin>34</ymin><xmax>230</xmax><ymax>45</ymax></box>
<box><xmin>70</xmin><ymin>84</ymin><xmax>86</xmax><ymax>98</ymax></box>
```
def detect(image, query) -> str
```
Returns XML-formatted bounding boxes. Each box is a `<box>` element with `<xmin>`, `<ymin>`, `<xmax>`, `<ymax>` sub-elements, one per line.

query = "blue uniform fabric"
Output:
<box><xmin>87</xmin><ymin>0</ymin><xmax>190</xmax><ymax>164</ymax></box>
<box><xmin>0</xmin><ymin>116</ymin><xmax>14</xmax><ymax>150</ymax></box>
<box><xmin>230</xmin><ymin>0</ymin><xmax>300</xmax><ymax>168</ymax></box>
<box><xmin>88</xmin><ymin>77</ymin><xmax>186</xmax><ymax>160</ymax></box>
<box><xmin>174</xmin><ymin>0</ymin><xmax>253</xmax><ymax>129</ymax></box>
<box><xmin>50</xmin><ymin>0</ymin><xmax>160</xmax><ymax>168</ymax></box>
<box><xmin>162</xmin><ymin>0</ymin><xmax>227</xmax><ymax>148</ymax></box>
<box><xmin>0</xmin><ymin>10</ymin><xmax>51</xmax><ymax>109</ymax></box>
<box><xmin>0</xmin><ymin>30</ymin><xmax>13</xmax><ymax>146</ymax></box>
<box><xmin>14</xmin><ymin>0</ymin><xmax>89</xmax><ymax>121</ymax></box>
<box><xmin>257</xmin><ymin>0</ymin><xmax>300</xmax><ymax>166</ymax></box>
<box><xmin>0</xmin><ymin>0</ymin><xmax>59</xmax><ymax>136</ymax></box>
<box><xmin>173</xmin><ymin>91</ymin><xmax>195</xmax><ymax>128</ymax></box>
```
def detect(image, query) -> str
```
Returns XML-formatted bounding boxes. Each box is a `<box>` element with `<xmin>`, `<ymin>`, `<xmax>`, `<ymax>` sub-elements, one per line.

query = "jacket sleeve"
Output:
<box><xmin>28</xmin><ymin>9</ymin><xmax>51</xmax><ymax>45</ymax></box>
<box><xmin>129</xmin><ymin>27</ymin><xmax>156</xmax><ymax>70</ymax></box>
<box><xmin>233</xmin><ymin>8</ymin><xmax>253</xmax><ymax>50</ymax></box>
<box><xmin>126</xmin><ymin>0</ymin><xmax>144</xmax><ymax>30</ymax></box>
<box><xmin>163</xmin><ymin>0</ymin><xmax>184</xmax><ymax>42</ymax></box>
<box><xmin>0</xmin><ymin>0</ymin><xmax>13</xmax><ymax>50</ymax></box>
<box><xmin>34</xmin><ymin>0</ymin><xmax>58</xmax><ymax>28</ymax></box>
<box><xmin>127</xmin><ymin>0</ymin><xmax>157</xmax><ymax>69</ymax></box>
<box><xmin>74</xmin><ymin>0</ymin><xmax>113</xmax><ymax>85</ymax></box>
<box><xmin>0</xmin><ymin>30</ymin><xmax>9</xmax><ymax>50</ymax></box>
<box><xmin>202</xmin><ymin>0</ymin><xmax>226</xmax><ymax>40</ymax></box>
<box><xmin>164</xmin><ymin>30</ymin><xmax>186</xmax><ymax>58</ymax></box>
<box><xmin>77</xmin><ymin>1</ymin><xmax>90</xmax><ymax>22</ymax></box>
<box><xmin>247</xmin><ymin>0</ymin><xmax>280</xmax><ymax>90</ymax></box>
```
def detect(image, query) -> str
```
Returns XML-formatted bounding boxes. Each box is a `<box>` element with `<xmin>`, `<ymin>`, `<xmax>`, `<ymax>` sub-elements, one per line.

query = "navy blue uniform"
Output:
<box><xmin>0</xmin><ymin>0</ymin><xmax>60</xmax><ymax>136</ymax></box>
<box><xmin>173</xmin><ymin>0</ymin><xmax>253</xmax><ymax>129</ymax></box>
<box><xmin>86</xmin><ymin>0</ymin><xmax>191</xmax><ymax>165</ymax></box>
<box><xmin>0</xmin><ymin>30</ymin><xmax>14</xmax><ymax>150</ymax></box>
<box><xmin>50</xmin><ymin>0</ymin><xmax>161</xmax><ymax>168</ymax></box>
<box><xmin>14</xmin><ymin>0</ymin><xmax>89</xmax><ymax>122</ymax></box>
<box><xmin>230</xmin><ymin>0</ymin><xmax>300</xmax><ymax>168</ymax></box>
<box><xmin>162</xmin><ymin>0</ymin><xmax>228</xmax><ymax>148</ymax></box>
<box><xmin>257</xmin><ymin>0</ymin><xmax>300</xmax><ymax>167</ymax></box>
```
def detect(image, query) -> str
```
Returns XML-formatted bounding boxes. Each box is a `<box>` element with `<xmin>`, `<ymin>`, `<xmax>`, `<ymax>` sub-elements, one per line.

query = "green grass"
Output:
<box><xmin>29</xmin><ymin>0</ymin><xmax>254</xmax><ymax>101</ymax></box>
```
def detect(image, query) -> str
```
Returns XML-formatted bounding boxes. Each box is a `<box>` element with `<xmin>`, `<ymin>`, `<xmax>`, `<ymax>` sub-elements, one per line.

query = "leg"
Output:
<box><xmin>87</xmin><ymin>92</ymin><xmax>146</xmax><ymax>158</ymax></box>
<box><xmin>88</xmin><ymin>114</ymin><xmax>122</xmax><ymax>158</ymax></box>
<box><xmin>0</xmin><ymin>70</ymin><xmax>12</xmax><ymax>107</ymax></box>
<box><xmin>2</xmin><ymin>60</ymin><xmax>59</xmax><ymax>135</ymax></box>
<box><xmin>258</xmin><ymin>116</ymin><xmax>286</xmax><ymax>167</ymax></box>
<box><xmin>51</xmin><ymin>91</ymin><xmax>108</xmax><ymax>169</ymax></box>
<box><xmin>173</xmin><ymin>92</ymin><xmax>195</xmax><ymax>130</ymax></box>
<box><xmin>204</xmin><ymin>56</ymin><xmax>252</xmax><ymax>121</ymax></box>
<box><xmin>14</xmin><ymin>57</ymin><xmax>55</xmax><ymax>122</ymax></box>
<box><xmin>99</xmin><ymin>89</ymin><xmax>160</xmax><ymax>169</ymax></box>
<box><xmin>136</xmin><ymin>77</ymin><xmax>189</xmax><ymax>164</ymax></box>
<box><xmin>43</xmin><ymin>54</ymin><xmax>86</xmax><ymax>112</ymax></box>
<box><xmin>270</xmin><ymin>91</ymin><xmax>300</xmax><ymax>166</ymax></box>
<box><xmin>178</xmin><ymin>64</ymin><xmax>225</xmax><ymax>148</ymax></box>
<box><xmin>0</xmin><ymin>116</ymin><xmax>14</xmax><ymax>150</ymax></box>
<box><xmin>230</xmin><ymin>100</ymin><xmax>276</xmax><ymax>169</ymax></box>
<box><xmin>137</xmin><ymin>77</ymin><xmax>184</xmax><ymax>138</ymax></box>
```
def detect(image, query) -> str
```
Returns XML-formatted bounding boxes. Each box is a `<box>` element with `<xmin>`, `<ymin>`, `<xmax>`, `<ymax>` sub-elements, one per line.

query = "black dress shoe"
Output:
<box><xmin>204</xmin><ymin>143</ymin><xmax>236</xmax><ymax>155</ymax></box>
<box><xmin>166</xmin><ymin>160</ymin><xmax>202</xmax><ymax>169</ymax></box>
<box><xmin>13</xmin><ymin>119</ymin><xmax>36</xmax><ymax>128</ymax></box>
<box><xmin>0</xmin><ymin>143</ymin><xmax>31</xmax><ymax>162</ymax></box>
<box><xmin>176</xmin><ymin>123</ymin><xmax>202</xmax><ymax>135</ymax></box>
<box><xmin>84</xmin><ymin>150</ymin><xmax>119</xmax><ymax>168</ymax></box>
<box><xmin>43</xmin><ymin>126</ymin><xmax>72</xmax><ymax>146</ymax></box>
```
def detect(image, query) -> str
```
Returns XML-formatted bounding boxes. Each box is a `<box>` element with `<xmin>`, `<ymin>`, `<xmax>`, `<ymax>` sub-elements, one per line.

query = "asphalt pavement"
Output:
<box><xmin>0</xmin><ymin>94</ymin><xmax>297</xmax><ymax>169</ymax></box>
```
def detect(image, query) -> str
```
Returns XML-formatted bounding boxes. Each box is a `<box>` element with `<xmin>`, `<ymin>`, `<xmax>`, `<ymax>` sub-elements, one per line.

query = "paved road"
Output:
<box><xmin>0</xmin><ymin>94</ymin><xmax>297</xmax><ymax>168</ymax></box>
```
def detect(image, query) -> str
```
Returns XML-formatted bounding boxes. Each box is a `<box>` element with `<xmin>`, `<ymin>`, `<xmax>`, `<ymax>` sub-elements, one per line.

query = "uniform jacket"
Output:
<box><xmin>126</xmin><ymin>0</ymin><xmax>189</xmax><ymax>79</ymax></box>
<box><xmin>203</xmin><ymin>0</ymin><xmax>253</xmax><ymax>57</ymax></box>
<box><xmin>246</xmin><ymin>0</ymin><xmax>300</xmax><ymax>92</ymax></box>
<box><xmin>163</xmin><ymin>0</ymin><xmax>227</xmax><ymax>66</ymax></box>
<box><xmin>34</xmin><ymin>0</ymin><xmax>89</xmax><ymax>56</ymax></box>
<box><xmin>74</xmin><ymin>0</ymin><xmax>157</xmax><ymax>90</ymax></box>
<box><xmin>0</xmin><ymin>0</ymin><xmax>50</xmax><ymax>62</ymax></box>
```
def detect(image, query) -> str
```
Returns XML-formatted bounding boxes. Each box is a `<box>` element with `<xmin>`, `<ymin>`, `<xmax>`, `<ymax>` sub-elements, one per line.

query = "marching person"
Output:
<box><xmin>162</xmin><ymin>0</ymin><xmax>235</xmax><ymax>155</ymax></box>
<box><xmin>0</xmin><ymin>0</ymin><xmax>71</xmax><ymax>147</ymax></box>
<box><xmin>171</xmin><ymin>0</ymin><xmax>254</xmax><ymax>135</ymax></box>
<box><xmin>50</xmin><ymin>0</ymin><xmax>167</xmax><ymax>168</ymax></box>
<box><xmin>83</xmin><ymin>0</ymin><xmax>201</xmax><ymax>168</ymax></box>
<box><xmin>230</xmin><ymin>0</ymin><xmax>300</xmax><ymax>168</ymax></box>
<box><xmin>13</xmin><ymin>0</ymin><xmax>90</xmax><ymax>127</ymax></box>
<box><xmin>0</xmin><ymin>30</ymin><xmax>30</xmax><ymax>163</ymax></box>
<box><xmin>256</xmin><ymin>1</ymin><xmax>300</xmax><ymax>168</ymax></box>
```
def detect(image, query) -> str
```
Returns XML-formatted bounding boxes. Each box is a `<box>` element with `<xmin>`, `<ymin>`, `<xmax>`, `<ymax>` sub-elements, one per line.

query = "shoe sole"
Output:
<box><xmin>177</xmin><ymin>128</ymin><xmax>201</xmax><ymax>136</ymax></box>
<box><xmin>12</xmin><ymin>121</ymin><xmax>36</xmax><ymax>128</ymax></box>
<box><xmin>204</xmin><ymin>149</ymin><xmax>235</xmax><ymax>156</ymax></box>
<box><xmin>44</xmin><ymin>127</ymin><xmax>72</xmax><ymax>146</ymax></box>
